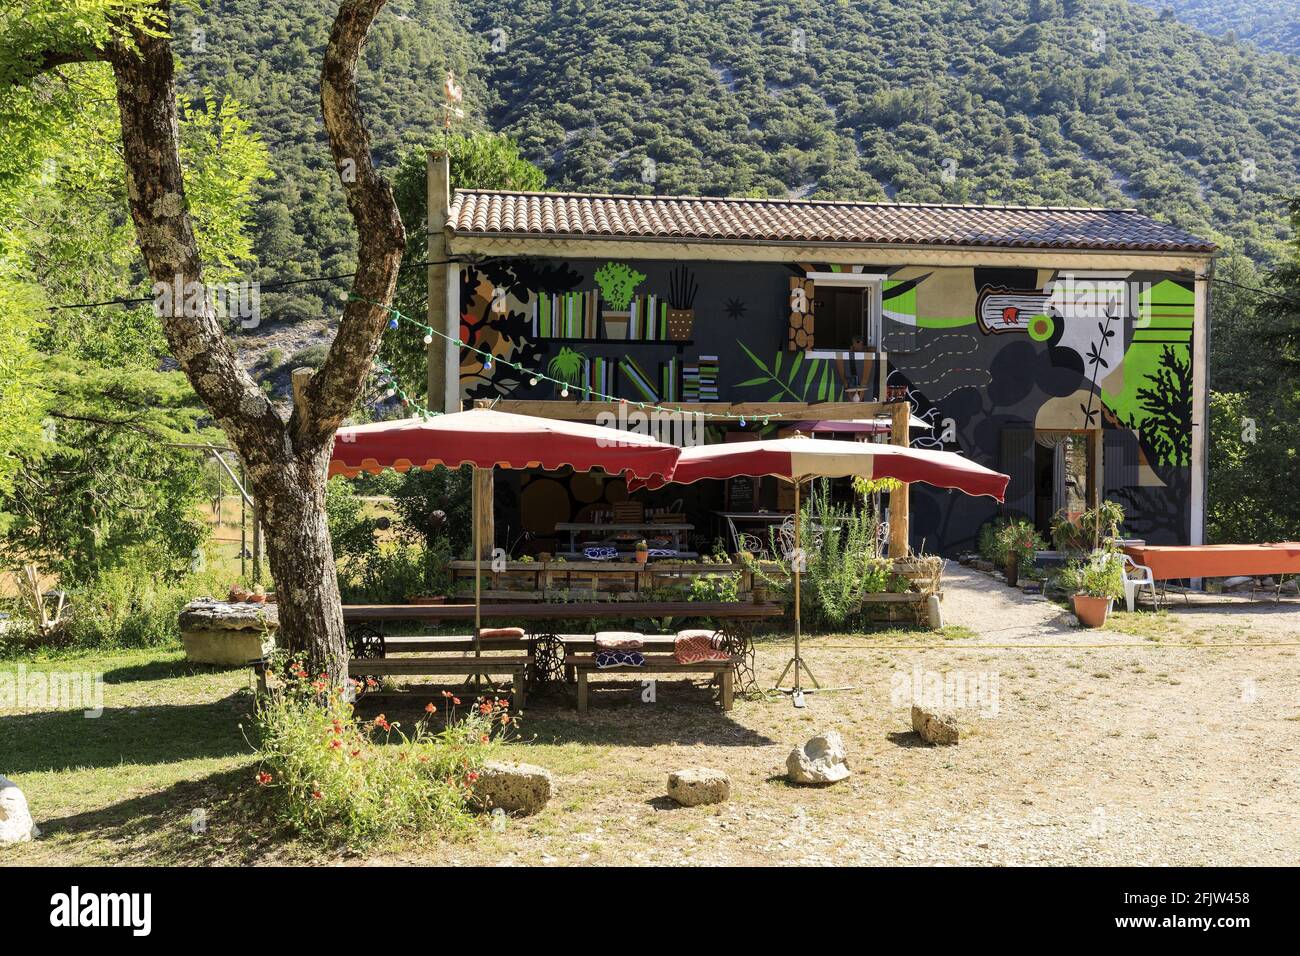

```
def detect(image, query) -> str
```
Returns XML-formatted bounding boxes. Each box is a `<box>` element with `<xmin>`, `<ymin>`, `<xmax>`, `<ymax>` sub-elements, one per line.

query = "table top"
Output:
<box><xmin>716</xmin><ymin>511</ymin><xmax>791</xmax><ymax>521</ymax></box>
<box><xmin>342</xmin><ymin>600</ymin><xmax>785</xmax><ymax>622</ymax></box>
<box><xmin>1123</xmin><ymin>542</ymin><xmax>1300</xmax><ymax>580</ymax></box>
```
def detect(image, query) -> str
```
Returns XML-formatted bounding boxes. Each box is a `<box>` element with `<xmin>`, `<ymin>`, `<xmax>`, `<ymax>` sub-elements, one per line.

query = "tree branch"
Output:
<box><xmin>104</xmin><ymin>5</ymin><xmax>287</xmax><ymax>483</ymax></box>
<box><xmin>301</xmin><ymin>0</ymin><xmax>406</xmax><ymax>446</ymax></box>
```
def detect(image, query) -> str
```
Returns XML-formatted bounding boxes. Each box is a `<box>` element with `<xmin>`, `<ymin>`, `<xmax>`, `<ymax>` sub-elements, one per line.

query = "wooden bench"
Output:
<box><xmin>348</xmin><ymin>655</ymin><xmax>529</xmax><ymax>709</ymax></box>
<box><xmin>565</xmin><ymin>654</ymin><xmax>735</xmax><ymax>714</ymax></box>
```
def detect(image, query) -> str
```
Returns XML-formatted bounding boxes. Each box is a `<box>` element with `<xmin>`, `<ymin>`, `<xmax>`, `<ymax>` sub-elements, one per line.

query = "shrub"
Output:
<box><xmin>1054</xmin><ymin>551</ymin><xmax>1125</xmax><ymax>601</ymax></box>
<box><xmin>996</xmin><ymin>519</ymin><xmax>1045</xmax><ymax>576</ymax></box>
<box><xmin>759</xmin><ymin>481</ymin><xmax>907</xmax><ymax>629</ymax></box>
<box><xmin>253</xmin><ymin>663</ymin><xmax>515</xmax><ymax>846</ymax></box>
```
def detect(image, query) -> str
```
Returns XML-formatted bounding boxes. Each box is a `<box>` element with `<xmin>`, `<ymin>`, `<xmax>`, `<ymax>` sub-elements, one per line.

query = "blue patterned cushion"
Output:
<box><xmin>594</xmin><ymin>650</ymin><xmax>646</xmax><ymax>668</ymax></box>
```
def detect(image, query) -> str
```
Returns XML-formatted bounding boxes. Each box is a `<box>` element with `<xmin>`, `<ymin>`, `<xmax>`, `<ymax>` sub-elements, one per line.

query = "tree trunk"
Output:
<box><xmin>256</xmin><ymin>447</ymin><xmax>347</xmax><ymax>679</ymax></box>
<box><xmin>91</xmin><ymin>0</ymin><xmax>404</xmax><ymax>686</ymax></box>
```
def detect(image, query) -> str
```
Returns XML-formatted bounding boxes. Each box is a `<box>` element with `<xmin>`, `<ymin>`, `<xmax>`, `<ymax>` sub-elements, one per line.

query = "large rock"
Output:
<box><xmin>912</xmin><ymin>705</ymin><xmax>960</xmax><ymax>745</ymax></box>
<box><xmin>0</xmin><ymin>775</ymin><xmax>39</xmax><ymax>843</ymax></box>
<box><xmin>179</xmin><ymin>599</ymin><xmax>279</xmax><ymax>665</ymax></box>
<box><xmin>786</xmin><ymin>731</ymin><xmax>851</xmax><ymax>785</ymax></box>
<box><xmin>470</xmin><ymin>761</ymin><xmax>554</xmax><ymax>816</ymax></box>
<box><xmin>667</xmin><ymin>767</ymin><xmax>730</xmax><ymax>806</ymax></box>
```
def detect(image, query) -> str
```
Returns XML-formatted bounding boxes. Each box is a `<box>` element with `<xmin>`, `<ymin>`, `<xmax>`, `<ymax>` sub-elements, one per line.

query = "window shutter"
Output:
<box><xmin>788</xmin><ymin>276</ymin><xmax>814</xmax><ymax>351</ymax></box>
<box><xmin>1103</xmin><ymin>429</ymin><xmax>1138</xmax><ymax>492</ymax></box>
<box><xmin>1000</xmin><ymin>425</ymin><xmax>1035</xmax><ymax>521</ymax></box>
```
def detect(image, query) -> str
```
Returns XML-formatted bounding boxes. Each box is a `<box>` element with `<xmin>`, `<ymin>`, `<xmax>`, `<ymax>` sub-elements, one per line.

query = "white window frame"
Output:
<box><xmin>804</xmin><ymin>272</ymin><xmax>885</xmax><ymax>359</ymax></box>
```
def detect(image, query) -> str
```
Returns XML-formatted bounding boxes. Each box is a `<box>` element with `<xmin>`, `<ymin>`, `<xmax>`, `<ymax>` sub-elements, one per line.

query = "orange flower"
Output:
<box><xmin>329</xmin><ymin>739</ymin><xmax>342</xmax><ymax>749</ymax></box>
<box><xmin>425</xmin><ymin>702</ymin><xmax>436</xmax><ymax>714</ymax></box>
<box><xmin>311</xmin><ymin>789</ymin><xmax>323</xmax><ymax>800</ymax></box>
<box><xmin>466</xmin><ymin>771</ymin><xmax>479</xmax><ymax>782</ymax></box>
<box><xmin>255</xmin><ymin>771</ymin><xmax>273</xmax><ymax>785</ymax></box>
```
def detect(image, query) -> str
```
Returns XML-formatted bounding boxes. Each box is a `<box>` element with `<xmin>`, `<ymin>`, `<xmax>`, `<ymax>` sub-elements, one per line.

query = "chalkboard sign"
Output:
<box><xmin>726</xmin><ymin>476</ymin><xmax>755</xmax><ymax>512</ymax></box>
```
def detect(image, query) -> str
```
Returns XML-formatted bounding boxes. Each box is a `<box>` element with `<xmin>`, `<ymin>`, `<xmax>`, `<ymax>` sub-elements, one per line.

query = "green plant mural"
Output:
<box><xmin>735</xmin><ymin>342</ymin><xmax>844</xmax><ymax>402</ymax></box>
<box><xmin>547</xmin><ymin>346</ymin><xmax>586</xmax><ymax>386</ymax></box>
<box><xmin>592</xmin><ymin>261</ymin><xmax>646</xmax><ymax>311</ymax></box>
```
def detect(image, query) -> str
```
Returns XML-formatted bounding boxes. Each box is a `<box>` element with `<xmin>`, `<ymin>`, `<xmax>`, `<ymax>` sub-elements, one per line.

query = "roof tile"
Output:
<box><xmin>447</xmin><ymin>189</ymin><xmax>1216</xmax><ymax>253</ymax></box>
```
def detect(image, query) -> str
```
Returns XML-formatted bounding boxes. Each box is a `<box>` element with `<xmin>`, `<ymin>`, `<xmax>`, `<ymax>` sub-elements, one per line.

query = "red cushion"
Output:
<box><xmin>479</xmin><ymin>627</ymin><xmax>526</xmax><ymax>640</ymax></box>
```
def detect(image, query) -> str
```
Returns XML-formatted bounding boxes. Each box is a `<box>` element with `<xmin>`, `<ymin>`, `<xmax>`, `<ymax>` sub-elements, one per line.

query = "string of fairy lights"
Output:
<box><xmin>356</xmin><ymin>293</ymin><xmax>784</xmax><ymax>427</ymax></box>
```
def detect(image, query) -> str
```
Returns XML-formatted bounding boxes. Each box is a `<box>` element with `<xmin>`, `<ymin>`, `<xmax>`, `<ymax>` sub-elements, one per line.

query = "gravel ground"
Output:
<box><xmin>396</xmin><ymin>565</ymin><xmax>1300</xmax><ymax>867</ymax></box>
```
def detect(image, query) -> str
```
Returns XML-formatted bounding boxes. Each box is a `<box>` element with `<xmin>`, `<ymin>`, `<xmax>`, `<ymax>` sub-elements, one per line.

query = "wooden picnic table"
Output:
<box><xmin>342</xmin><ymin>600</ymin><xmax>784</xmax><ymax>694</ymax></box>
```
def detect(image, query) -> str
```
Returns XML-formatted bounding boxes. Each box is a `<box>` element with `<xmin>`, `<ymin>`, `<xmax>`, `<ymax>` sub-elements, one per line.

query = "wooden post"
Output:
<box><xmin>472</xmin><ymin>399</ymin><xmax>495</xmax><ymax>558</ymax></box>
<box><xmin>427</xmin><ymin>151</ymin><xmax>450</xmax><ymax>411</ymax></box>
<box><xmin>889</xmin><ymin>401</ymin><xmax>911</xmax><ymax>558</ymax></box>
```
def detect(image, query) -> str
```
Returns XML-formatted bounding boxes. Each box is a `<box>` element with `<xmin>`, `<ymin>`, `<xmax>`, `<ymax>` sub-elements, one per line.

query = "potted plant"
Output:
<box><xmin>547</xmin><ymin>347</ymin><xmax>586</xmax><ymax>399</ymax></box>
<box><xmin>666</xmin><ymin>263</ymin><xmax>698</xmax><ymax>341</ymax></box>
<box><xmin>593</xmin><ymin>261</ymin><xmax>646</xmax><ymax>339</ymax></box>
<box><xmin>1059</xmin><ymin>554</ymin><xmax>1124</xmax><ymax>628</ymax></box>
<box><xmin>635</xmin><ymin>539</ymin><xmax>649</xmax><ymax>564</ymax></box>
<box><xmin>996</xmin><ymin>518</ymin><xmax>1043</xmax><ymax>588</ymax></box>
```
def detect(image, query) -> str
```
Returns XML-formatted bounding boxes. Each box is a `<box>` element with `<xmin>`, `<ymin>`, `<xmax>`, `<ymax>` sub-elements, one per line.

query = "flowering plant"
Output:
<box><xmin>252</xmin><ymin>656</ymin><xmax>516</xmax><ymax>846</ymax></box>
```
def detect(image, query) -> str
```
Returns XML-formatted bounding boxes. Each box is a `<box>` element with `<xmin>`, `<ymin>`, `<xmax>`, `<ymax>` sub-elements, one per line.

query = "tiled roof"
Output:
<box><xmin>448</xmin><ymin>189</ymin><xmax>1216</xmax><ymax>253</ymax></box>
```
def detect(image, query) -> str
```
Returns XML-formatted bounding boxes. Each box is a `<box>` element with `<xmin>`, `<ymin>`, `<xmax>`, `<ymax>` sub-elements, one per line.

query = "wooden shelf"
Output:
<box><xmin>535</xmin><ymin>337</ymin><xmax>693</xmax><ymax>347</ymax></box>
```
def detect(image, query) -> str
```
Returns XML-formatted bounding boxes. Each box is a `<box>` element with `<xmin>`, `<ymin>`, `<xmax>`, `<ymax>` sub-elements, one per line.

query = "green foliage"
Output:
<box><xmin>736</xmin><ymin>343</ymin><xmax>844</xmax><ymax>403</ymax></box>
<box><xmin>687</xmin><ymin>570</ymin><xmax>740</xmax><ymax>603</ymax></box>
<box><xmin>996</xmin><ymin>518</ymin><xmax>1046</xmax><ymax>575</ymax></box>
<box><xmin>381</xmin><ymin>130</ymin><xmax>549</xmax><ymax>400</ymax></box>
<box><xmin>1129</xmin><ymin>0</ymin><xmax>1300</xmax><ymax>54</ymax></box>
<box><xmin>1207</xmin><ymin>391</ymin><xmax>1300</xmax><ymax>543</ymax></box>
<box><xmin>762</xmin><ymin>481</ymin><xmax>908</xmax><ymax>628</ymax></box>
<box><xmin>2</xmin><ymin>362</ymin><xmax>214</xmax><ymax>586</ymax></box>
<box><xmin>253</xmin><ymin>669</ymin><xmax>515</xmax><ymax>846</ymax></box>
<box><xmin>592</xmin><ymin>262</ymin><xmax>646</xmax><ymax>311</ymax></box>
<box><xmin>1056</xmin><ymin>551</ymin><xmax>1125</xmax><ymax>600</ymax></box>
<box><xmin>1050</xmin><ymin>500</ymin><xmax>1125</xmax><ymax>552</ymax></box>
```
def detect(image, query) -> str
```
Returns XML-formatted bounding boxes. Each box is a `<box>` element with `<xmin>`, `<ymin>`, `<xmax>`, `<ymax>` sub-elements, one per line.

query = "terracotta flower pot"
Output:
<box><xmin>666</xmin><ymin>308</ymin><xmax>694</xmax><ymax>341</ymax></box>
<box><xmin>1072</xmin><ymin>593</ymin><xmax>1111</xmax><ymax>628</ymax></box>
<box><xmin>409</xmin><ymin>596</ymin><xmax>447</xmax><ymax>605</ymax></box>
<box><xmin>602</xmin><ymin>310</ymin><xmax>631</xmax><ymax>340</ymax></box>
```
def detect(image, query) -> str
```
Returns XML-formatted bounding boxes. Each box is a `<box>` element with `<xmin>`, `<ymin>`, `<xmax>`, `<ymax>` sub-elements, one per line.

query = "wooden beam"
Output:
<box><xmin>490</xmin><ymin>400</ymin><xmax>891</xmax><ymax>421</ymax></box>
<box><xmin>889</xmin><ymin>401</ymin><xmax>911</xmax><ymax>559</ymax></box>
<box><xmin>446</xmin><ymin>233</ymin><xmax>1213</xmax><ymax>274</ymax></box>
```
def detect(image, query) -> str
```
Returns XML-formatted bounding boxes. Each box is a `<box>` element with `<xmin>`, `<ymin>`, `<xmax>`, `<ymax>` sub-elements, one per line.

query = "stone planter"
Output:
<box><xmin>1072</xmin><ymin>593</ymin><xmax>1111</xmax><ymax>628</ymax></box>
<box><xmin>179</xmin><ymin>599</ymin><xmax>278</xmax><ymax>665</ymax></box>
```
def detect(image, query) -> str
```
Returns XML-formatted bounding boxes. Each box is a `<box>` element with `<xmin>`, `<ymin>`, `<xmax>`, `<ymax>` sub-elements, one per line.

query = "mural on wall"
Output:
<box><xmin>459</xmin><ymin>259</ymin><xmax>583</xmax><ymax>400</ymax></box>
<box><xmin>457</xmin><ymin>256</ymin><xmax>1198</xmax><ymax>550</ymax></box>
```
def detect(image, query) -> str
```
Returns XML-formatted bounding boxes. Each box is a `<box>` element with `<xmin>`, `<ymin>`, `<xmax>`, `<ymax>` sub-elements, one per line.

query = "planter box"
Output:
<box><xmin>182</xmin><ymin>628</ymin><xmax>276</xmax><ymax>666</ymax></box>
<box><xmin>179</xmin><ymin>599</ymin><xmax>278</xmax><ymax>665</ymax></box>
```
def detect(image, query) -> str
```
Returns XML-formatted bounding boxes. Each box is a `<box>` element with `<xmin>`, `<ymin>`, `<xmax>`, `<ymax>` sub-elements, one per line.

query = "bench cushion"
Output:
<box><xmin>479</xmin><ymin>626</ymin><xmax>526</xmax><ymax>640</ymax></box>
<box><xmin>595</xmin><ymin>649</ymin><xmax>645</xmax><ymax>668</ymax></box>
<box><xmin>595</xmin><ymin>630</ymin><xmax>644</xmax><ymax>650</ymax></box>
<box><xmin>674</xmin><ymin>631</ymin><xmax>730</xmax><ymax>663</ymax></box>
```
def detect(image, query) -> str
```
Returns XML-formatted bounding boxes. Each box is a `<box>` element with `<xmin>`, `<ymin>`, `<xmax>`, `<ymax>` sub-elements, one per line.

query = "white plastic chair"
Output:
<box><xmin>1120</xmin><ymin>554</ymin><xmax>1157</xmax><ymax>612</ymax></box>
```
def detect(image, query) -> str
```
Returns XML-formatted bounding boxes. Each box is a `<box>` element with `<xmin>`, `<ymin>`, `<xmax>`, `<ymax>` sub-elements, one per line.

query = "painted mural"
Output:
<box><xmin>457</xmin><ymin>257</ymin><xmax>1196</xmax><ymax>553</ymax></box>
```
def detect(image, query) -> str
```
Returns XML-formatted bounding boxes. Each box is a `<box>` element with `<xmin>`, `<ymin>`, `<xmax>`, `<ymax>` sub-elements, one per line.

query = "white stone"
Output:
<box><xmin>912</xmin><ymin>705</ymin><xmax>960</xmax><ymax>745</ymax></box>
<box><xmin>0</xmin><ymin>775</ymin><xmax>39</xmax><ymax>843</ymax></box>
<box><xmin>786</xmin><ymin>731</ymin><xmax>851</xmax><ymax>785</ymax></box>
<box><xmin>667</xmin><ymin>767</ymin><xmax>730</xmax><ymax>806</ymax></box>
<box><xmin>470</xmin><ymin>761</ymin><xmax>554</xmax><ymax>815</ymax></box>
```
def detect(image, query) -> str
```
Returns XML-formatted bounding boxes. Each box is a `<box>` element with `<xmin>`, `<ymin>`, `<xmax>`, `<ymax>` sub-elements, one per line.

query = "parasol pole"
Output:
<box><xmin>793</xmin><ymin>476</ymin><xmax>802</xmax><ymax>691</ymax></box>
<box><xmin>473</xmin><ymin>466</ymin><xmax>482</xmax><ymax>660</ymax></box>
<box><xmin>775</xmin><ymin>476</ymin><xmax>821</xmax><ymax>697</ymax></box>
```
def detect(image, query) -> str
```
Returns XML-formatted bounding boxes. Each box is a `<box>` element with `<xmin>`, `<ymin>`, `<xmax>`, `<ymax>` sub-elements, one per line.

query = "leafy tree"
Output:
<box><xmin>3</xmin><ymin>0</ymin><xmax>410</xmax><ymax>680</ymax></box>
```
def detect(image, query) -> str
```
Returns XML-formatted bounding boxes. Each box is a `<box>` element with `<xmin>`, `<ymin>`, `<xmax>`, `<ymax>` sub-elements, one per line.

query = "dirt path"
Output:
<box><xmin>390</xmin><ymin>566</ymin><xmax>1300</xmax><ymax>867</ymax></box>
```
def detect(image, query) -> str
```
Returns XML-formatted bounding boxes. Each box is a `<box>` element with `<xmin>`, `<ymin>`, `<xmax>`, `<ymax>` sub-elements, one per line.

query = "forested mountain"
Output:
<box><xmin>172</xmin><ymin>0</ymin><xmax>1300</xmax><ymax>328</ymax></box>
<box><xmin>1130</xmin><ymin>0</ymin><xmax>1300</xmax><ymax>55</ymax></box>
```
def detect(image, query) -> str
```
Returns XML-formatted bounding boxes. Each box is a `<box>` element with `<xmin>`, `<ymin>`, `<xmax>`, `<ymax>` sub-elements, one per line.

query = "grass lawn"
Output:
<box><xmin>4</xmin><ymin>583</ymin><xmax>1298</xmax><ymax>866</ymax></box>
